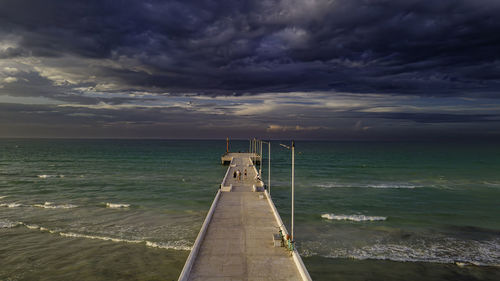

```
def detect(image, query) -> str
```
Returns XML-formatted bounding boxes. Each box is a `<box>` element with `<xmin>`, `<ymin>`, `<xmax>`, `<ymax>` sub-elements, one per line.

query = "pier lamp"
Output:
<box><xmin>260</xmin><ymin>140</ymin><xmax>271</xmax><ymax>195</ymax></box>
<box><xmin>279</xmin><ymin>141</ymin><xmax>295</xmax><ymax>243</ymax></box>
<box><xmin>259</xmin><ymin>140</ymin><xmax>263</xmax><ymax>176</ymax></box>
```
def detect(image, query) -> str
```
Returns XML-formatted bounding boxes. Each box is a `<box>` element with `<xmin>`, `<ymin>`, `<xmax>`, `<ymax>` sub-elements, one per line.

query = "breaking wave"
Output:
<box><xmin>24</xmin><ymin>224</ymin><xmax>41</xmax><ymax>230</ymax></box>
<box><xmin>59</xmin><ymin>232</ymin><xmax>142</xmax><ymax>244</ymax></box>
<box><xmin>317</xmin><ymin>183</ymin><xmax>419</xmax><ymax>189</ymax></box>
<box><xmin>4</xmin><ymin>221</ymin><xmax>192</xmax><ymax>251</ymax></box>
<box><xmin>0</xmin><ymin>219</ymin><xmax>22</xmax><ymax>228</ymax></box>
<box><xmin>145</xmin><ymin>241</ymin><xmax>192</xmax><ymax>251</ymax></box>
<box><xmin>0</xmin><ymin>195</ymin><xmax>7</xmax><ymax>199</ymax></box>
<box><xmin>37</xmin><ymin>174</ymin><xmax>65</xmax><ymax>179</ymax></box>
<box><xmin>106</xmin><ymin>203</ymin><xmax>130</xmax><ymax>208</ymax></box>
<box><xmin>1</xmin><ymin>202</ymin><xmax>77</xmax><ymax>209</ymax></box>
<box><xmin>0</xmin><ymin>202</ymin><xmax>22</xmax><ymax>208</ymax></box>
<box><xmin>483</xmin><ymin>181</ymin><xmax>500</xmax><ymax>188</ymax></box>
<box><xmin>301</xmin><ymin>238</ymin><xmax>500</xmax><ymax>267</ymax></box>
<box><xmin>33</xmin><ymin>202</ymin><xmax>77</xmax><ymax>209</ymax></box>
<box><xmin>321</xmin><ymin>213</ymin><xmax>387</xmax><ymax>222</ymax></box>
<box><xmin>1</xmin><ymin>201</ymin><xmax>134</xmax><ymax>209</ymax></box>
<box><xmin>369</xmin><ymin>184</ymin><xmax>418</xmax><ymax>189</ymax></box>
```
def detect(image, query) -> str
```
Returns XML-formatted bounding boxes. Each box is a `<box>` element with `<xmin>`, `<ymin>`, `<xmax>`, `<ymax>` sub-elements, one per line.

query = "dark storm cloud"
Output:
<box><xmin>0</xmin><ymin>71</ymin><xmax>68</xmax><ymax>97</ymax></box>
<box><xmin>1</xmin><ymin>0</ymin><xmax>500</xmax><ymax>96</ymax></box>
<box><xmin>0</xmin><ymin>100</ymin><xmax>252</xmax><ymax>138</ymax></box>
<box><xmin>0</xmin><ymin>70</ymin><xmax>137</xmax><ymax>105</ymax></box>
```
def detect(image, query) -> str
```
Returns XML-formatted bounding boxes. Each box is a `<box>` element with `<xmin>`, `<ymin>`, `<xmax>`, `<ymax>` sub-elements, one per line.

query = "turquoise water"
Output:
<box><xmin>1</xmin><ymin>139</ymin><xmax>500</xmax><ymax>280</ymax></box>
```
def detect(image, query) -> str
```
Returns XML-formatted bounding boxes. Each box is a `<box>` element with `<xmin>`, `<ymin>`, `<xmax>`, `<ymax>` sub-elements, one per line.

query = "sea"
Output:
<box><xmin>1</xmin><ymin>139</ymin><xmax>499</xmax><ymax>281</ymax></box>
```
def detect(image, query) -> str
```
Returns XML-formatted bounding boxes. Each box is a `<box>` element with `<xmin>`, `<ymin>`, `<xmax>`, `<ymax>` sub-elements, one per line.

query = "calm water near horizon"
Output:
<box><xmin>1</xmin><ymin>139</ymin><xmax>500</xmax><ymax>280</ymax></box>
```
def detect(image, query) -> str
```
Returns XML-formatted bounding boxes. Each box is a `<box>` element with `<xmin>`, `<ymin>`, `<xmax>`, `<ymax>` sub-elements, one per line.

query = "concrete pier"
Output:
<box><xmin>221</xmin><ymin>152</ymin><xmax>261</xmax><ymax>165</ymax></box>
<box><xmin>178</xmin><ymin>152</ymin><xmax>311</xmax><ymax>281</ymax></box>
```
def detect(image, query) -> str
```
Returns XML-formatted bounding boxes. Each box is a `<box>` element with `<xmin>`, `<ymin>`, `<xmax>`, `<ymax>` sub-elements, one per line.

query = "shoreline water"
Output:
<box><xmin>1</xmin><ymin>139</ymin><xmax>500</xmax><ymax>280</ymax></box>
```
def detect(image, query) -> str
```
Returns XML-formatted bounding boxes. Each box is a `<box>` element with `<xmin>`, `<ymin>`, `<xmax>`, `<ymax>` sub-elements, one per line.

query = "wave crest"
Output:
<box><xmin>0</xmin><ymin>219</ymin><xmax>22</xmax><ymax>228</ymax></box>
<box><xmin>328</xmin><ymin>240</ymin><xmax>500</xmax><ymax>266</ymax></box>
<box><xmin>5</xmin><ymin>221</ymin><xmax>192</xmax><ymax>251</ymax></box>
<box><xmin>145</xmin><ymin>241</ymin><xmax>192</xmax><ymax>251</ymax></box>
<box><xmin>321</xmin><ymin>213</ymin><xmax>387</xmax><ymax>222</ymax></box>
<box><xmin>301</xmin><ymin>237</ymin><xmax>500</xmax><ymax>267</ymax></box>
<box><xmin>33</xmin><ymin>202</ymin><xmax>77</xmax><ymax>209</ymax></box>
<box><xmin>106</xmin><ymin>203</ymin><xmax>130</xmax><ymax>208</ymax></box>
<box><xmin>37</xmin><ymin>174</ymin><xmax>64</xmax><ymax>179</ymax></box>
<box><xmin>59</xmin><ymin>232</ymin><xmax>142</xmax><ymax>244</ymax></box>
<box><xmin>0</xmin><ymin>202</ymin><xmax>22</xmax><ymax>208</ymax></box>
<box><xmin>317</xmin><ymin>183</ymin><xmax>419</xmax><ymax>189</ymax></box>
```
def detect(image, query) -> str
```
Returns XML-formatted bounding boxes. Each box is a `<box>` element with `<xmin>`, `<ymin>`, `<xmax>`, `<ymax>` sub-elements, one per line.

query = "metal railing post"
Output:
<box><xmin>268</xmin><ymin>141</ymin><xmax>271</xmax><ymax>195</ymax></box>
<box><xmin>291</xmin><ymin>140</ymin><xmax>295</xmax><ymax>242</ymax></box>
<box><xmin>259</xmin><ymin>140</ymin><xmax>263</xmax><ymax>177</ymax></box>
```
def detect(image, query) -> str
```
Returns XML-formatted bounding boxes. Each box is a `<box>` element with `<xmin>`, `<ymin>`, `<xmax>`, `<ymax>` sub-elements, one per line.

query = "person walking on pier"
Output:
<box><xmin>236</xmin><ymin>170</ymin><xmax>241</xmax><ymax>181</ymax></box>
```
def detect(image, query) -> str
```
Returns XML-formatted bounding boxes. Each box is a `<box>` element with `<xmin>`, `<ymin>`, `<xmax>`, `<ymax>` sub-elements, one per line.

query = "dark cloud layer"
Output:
<box><xmin>1</xmin><ymin>0</ymin><xmax>500</xmax><ymax>96</ymax></box>
<box><xmin>1</xmin><ymin>0</ymin><xmax>500</xmax><ymax>140</ymax></box>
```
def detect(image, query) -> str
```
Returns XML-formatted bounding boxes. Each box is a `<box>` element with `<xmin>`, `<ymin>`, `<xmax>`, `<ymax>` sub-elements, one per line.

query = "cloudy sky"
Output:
<box><xmin>1</xmin><ymin>0</ymin><xmax>499</xmax><ymax>140</ymax></box>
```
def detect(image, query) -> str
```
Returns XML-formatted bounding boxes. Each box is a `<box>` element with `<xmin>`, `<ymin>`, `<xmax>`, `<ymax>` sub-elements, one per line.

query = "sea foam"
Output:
<box><xmin>369</xmin><ymin>184</ymin><xmax>418</xmax><ymax>189</ymax></box>
<box><xmin>301</xmin><ymin>237</ymin><xmax>500</xmax><ymax>267</ymax></box>
<box><xmin>33</xmin><ymin>202</ymin><xmax>77</xmax><ymax>209</ymax></box>
<box><xmin>13</xmin><ymin>221</ymin><xmax>191</xmax><ymax>251</ymax></box>
<box><xmin>59</xmin><ymin>232</ymin><xmax>142</xmax><ymax>244</ymax></box>
<box><xmin>326</xmin><ymin>239</ymin><xmax>500</xmax><ymax>267</ymax></box>
<box><xmin>37</xmin><ymin>174</ymin><xmax>64</xmax><ymax>179</ymax></box>
<box><xmin>0</xmin><ymin>219</ymin><xmax>22</xmax><ymax>228</ymax></box>
<box><xmin>0</xmin><ymin>202</ymin><xmax>22</xmax><ymax>208</ymax></box>
<box><xmin>24</xmin><ymin>224</ymin><xmax>40</xmax><ymax>230</ymax></box>
<box><xmin>106</xmin><ymin>203</ymin><xmax>130</xmax><ymax>208</ymax></box>
<box><xmin>321</xmin><ymin>213</ymin><xmax>387</xmax><ymax>222</ymax></box>
<box><xmin>145</xmin><ymin>241</ymin><xmax>192</xmax><ymax>251</ymax></box>
<box><xmin>317</xmin><ymin>183</ymin><xmax>419</xmax><ymax>189</ymax></box>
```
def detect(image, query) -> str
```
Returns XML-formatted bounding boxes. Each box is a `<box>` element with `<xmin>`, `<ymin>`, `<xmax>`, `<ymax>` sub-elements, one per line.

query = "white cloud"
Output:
<box><xmin>0</xmin><ymin>95</ymin><xmax>61</xmax><ymax>105</ymax></box>
<box><xmin>3</xmin><ymin>67</ymin><xmax>19</xmax><ymax>74</ymax></box>
<box><xmin>0</xmin><ymin>36</ymin><xmax>20</xmax><ymax>52</ymax></box>
<box><xmin>266</xmin><ymin>124</ymin><xmax>322</xmax><ymax>132</ymax></box>
<box><xmin>3</xmin><ymin>77</ymin><xmax>18</xmax><ymax>83</ymax></box>
<box><xmin>58</xmin><ymin>101</ymin><xmax>148</xmax><ymax>110</ymax></box>
<box><xmin>33</xmin><ymin>65</ymin><xmax>88</xmax><ymax>86</ymax></box>
<box><xmin>235</xmin><ymin>102</ymin><xmax>278</xmax><ymax>115</ymax></box>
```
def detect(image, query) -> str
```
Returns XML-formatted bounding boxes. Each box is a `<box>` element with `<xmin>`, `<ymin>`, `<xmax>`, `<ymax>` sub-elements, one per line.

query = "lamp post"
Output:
<box><xmin>261</xmin><ymin>140</ymin><xmax>271</xmax><ymax>195</ymax></box>
<box><xmin>259</xmin><ymin>140</ymin><xmax>263</xmax><ymax>177</ymax></box>
<box><xmin>280</xmin><ymin>140</ymin><xmax>295</xmax><ymax>242</ymax></box>
<box><xmin>253</xmin><ymin>138</ymin><xmax>257</xmax><ymax>160</ymax></box>
<box><xmin>268</xmin><ymin>141</ymin><xmax>270</xmax><ymax>194</ymax></box>
<box><xmin>291</xmin><ymin>141</ymin><xmax>295</xmax><ymax>241</ymax></box>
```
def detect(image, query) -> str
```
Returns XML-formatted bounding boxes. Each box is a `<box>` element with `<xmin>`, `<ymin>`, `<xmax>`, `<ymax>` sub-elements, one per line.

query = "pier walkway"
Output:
<box><xmin>178</xmin><ymin>153</ymin><xmax>310</xmax><ymax>281</ymax></box>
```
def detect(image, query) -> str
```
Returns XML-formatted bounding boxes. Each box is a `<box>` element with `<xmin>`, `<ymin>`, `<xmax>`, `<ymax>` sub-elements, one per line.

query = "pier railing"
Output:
<box><xmin>178</xmin><ymin>139</ymin><xmax>311</xmax><ymax>280</ymax></box>
<box><xmin>248</xmin><ymin>151</ymin><xmax>310</xmax><ymax>280</ymax></box>
<box><xmin>264</xmin><ymin>189</ymin><xmax>312</xmax><ymax>280</ymax></box>
<box><xmin>220</xmin><ymin>158</ymin><xmax>235</xmax><ymax>191</ymax></box>
<box><xmin>177</xmin><ymin>189</ymin><xmax>222</xmax><ymax>281</ymax></box>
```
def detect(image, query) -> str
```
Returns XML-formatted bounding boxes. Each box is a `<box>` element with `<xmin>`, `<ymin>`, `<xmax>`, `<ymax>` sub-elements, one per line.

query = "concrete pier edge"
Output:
<box><xmin>178</xmin><ymin>151</ymin><xmax>311</xmax><ymax>280</ymax></box>
<box><xmin>178</xmin><ymin>189</ymin><xmax>222</xmax><ymax>281</ymax></box>
<box><xmin>264</xmin><ymin>189</ymin><xmax>312</xmax><ymax>281</ymax></box>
